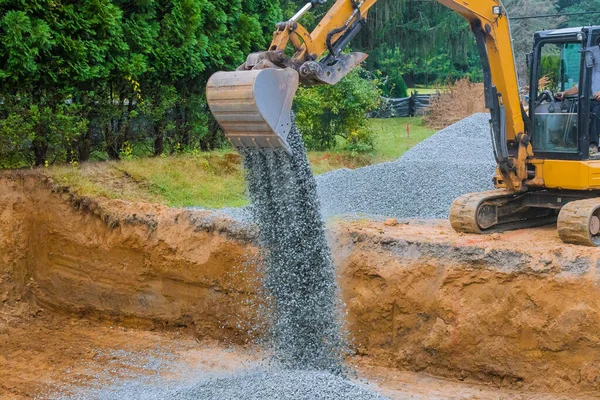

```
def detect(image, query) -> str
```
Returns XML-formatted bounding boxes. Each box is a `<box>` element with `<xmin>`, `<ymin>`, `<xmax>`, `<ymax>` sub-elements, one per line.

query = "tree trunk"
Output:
<box><xmin>153</xmin><ymin>125</ymin><xmax>164</xmax><ymax>156</ymax></box>
<box><xmin>177</xmin><ymin>105</ymin><xmax>191</xmax><ymax>147</ymax></box>
<box><xmin>77</xmin><ymin>127</ymin><xmax>92</xmax><ymax>162</ymax></box>
<box><xmin>201</xmin><ymin>117</ymin><xmax>221</xmax><ymax>151</ymax></box>
<box><xmin>32</xmin><ymin>122</ymin><xmax>47</xmax><ymax>166</ymax></box>
<box><xmin>404</xmin><ymin>72</ymin><xmax>415</xmax><ymax>89</ymax></box>
<box><xmin>106</xmin><ymin>118</ymin><xmax>121</xmax><ymax>160</ymax></box>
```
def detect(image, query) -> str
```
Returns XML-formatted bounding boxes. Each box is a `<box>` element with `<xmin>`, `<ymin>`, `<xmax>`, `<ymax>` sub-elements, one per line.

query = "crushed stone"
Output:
<box><xmin>240</xmin><ymin>115</ymin><xmax>348</xmax><ymax>372</ymax></box>
<box><xmin>56</xmin><ymin>368</ymin><xmax>387</xmax><ymax>400</ymax></box>
<box><xmin>315</xmin><ymin>113</ymin><xmax>495</xmax><ymax>219</ymax></box>
<box><xmin>200</xmin><ymin>113</ymin><xmax>494</xmax><ymax>222</ymax></box>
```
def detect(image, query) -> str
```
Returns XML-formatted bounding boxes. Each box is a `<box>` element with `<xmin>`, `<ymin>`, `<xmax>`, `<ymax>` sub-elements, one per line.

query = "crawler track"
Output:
<box><xmin>450</xmin><ymin>190</ymin><xmax>557</xmax><ymax>234</ymax></box>
<box><xmin>558</xmin><ymin>198</ymin><xmax>600</xmax><ymax>246</ymax></box>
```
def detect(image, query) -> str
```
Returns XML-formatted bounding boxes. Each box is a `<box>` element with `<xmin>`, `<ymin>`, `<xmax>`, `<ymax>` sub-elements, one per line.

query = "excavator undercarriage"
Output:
<box><xmin>450</xmin><ymin>190</ymin><xmax>600</xmax><ymax>246</ymax></box>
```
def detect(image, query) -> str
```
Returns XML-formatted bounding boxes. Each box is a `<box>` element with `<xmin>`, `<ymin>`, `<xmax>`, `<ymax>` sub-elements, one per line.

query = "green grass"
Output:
<box><xmin>46</xmin><ymin>117</ymin><xmax>436</xmax><ymax>209</ymax></box>
<box><xmin>47</xmin><ymin>152</ymin><xmax>248</xmax><ymax>209</ymax></box>
<box><xmin>118</xmin><ymin>153</ymin><xmax>248</xmax><ymax>208</ymax></box>
<box><xmin>409</xmin><ymin>85</ymin><xmax>448</xmax><ymax>95</ymax></box>
<box><xmin>369</xmin><ymin>116</ymin><xmax>436</xmax><ymax>162</ymax></box>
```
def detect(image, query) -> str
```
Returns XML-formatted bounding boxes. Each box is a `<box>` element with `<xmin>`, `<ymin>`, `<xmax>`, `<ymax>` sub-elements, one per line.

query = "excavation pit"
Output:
<box><xmin>1</xmin><ymin>172</ymin><xmax>599</xmax><ymax>398</ymax></box>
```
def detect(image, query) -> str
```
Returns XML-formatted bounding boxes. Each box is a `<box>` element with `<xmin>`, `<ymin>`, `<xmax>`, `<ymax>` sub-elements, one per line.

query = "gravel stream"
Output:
<box><xmin>240</xmin><ymin>117</ymin><xmax>348</xmax><ymax>372</ymax></box>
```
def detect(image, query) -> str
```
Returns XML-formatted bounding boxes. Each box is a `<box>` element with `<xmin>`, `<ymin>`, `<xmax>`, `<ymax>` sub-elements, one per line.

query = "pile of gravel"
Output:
<box><xmin>240</xmin><ymin>116</ymin><xmax>348</xmax><ymax>372</ymax></box>
<box><xmin>60</xmin><ymin>369</ymin><xmax>386</xmax><ymax>400</ymax></box>
<box><xmin>315</xmin><ymin>113</ymin><xmax>495</xmax><ymax>219</ymax></box>
<box><xmin>207</xmin><ymin>113</ymin><xmax>494</xmax><ymax>222</ymax></box>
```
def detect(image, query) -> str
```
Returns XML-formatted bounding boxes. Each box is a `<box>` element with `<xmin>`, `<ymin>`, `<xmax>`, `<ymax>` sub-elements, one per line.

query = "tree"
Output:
<box><xmin>560</xmin><ymin>0</ymin><xmax>600</xmax><ymax>26</ymax></box>
<box><xmin>146</xmin><ymin>0</ymin><xmax>282</xmax><ymax>155</ymax></box>
<box><xmin>0</xmin><ymin>0</ymin><xmax>282</xmax><ymax>165</ymax></box>
<box><xmin>503</xmin><ymin>0</ymin><xmax>562</xmax><ymax>83</ymax></box>
<box><xmin>356</xmin><ymin>0</ymin><xmax>479</xmax><ymax>86</ymax></box>
<box><xmin>0</xmin><ymin>0</ymin><xmax>128</xmax><ymax>164</ymax></box>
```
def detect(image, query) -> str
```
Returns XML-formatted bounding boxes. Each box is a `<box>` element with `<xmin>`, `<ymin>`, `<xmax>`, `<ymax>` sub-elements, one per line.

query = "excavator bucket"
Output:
<box><xmin>206</xmin><ymin>68</ymin><xmax>299</xmax><ymax>154</ymax></box>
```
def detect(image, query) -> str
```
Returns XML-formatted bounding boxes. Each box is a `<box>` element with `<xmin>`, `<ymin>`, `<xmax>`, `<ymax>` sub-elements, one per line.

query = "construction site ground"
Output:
<box><xmin>2</xmin><ymin>171</ymin><xmax>600</xmax><ymax>399</ymax></box>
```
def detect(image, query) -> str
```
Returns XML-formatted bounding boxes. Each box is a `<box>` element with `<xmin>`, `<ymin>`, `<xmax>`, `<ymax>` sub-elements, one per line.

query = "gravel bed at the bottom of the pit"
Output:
<box><xmin>61</xmin><ymin>369</ymin><xmax>388</xmax><ymax>400</ymax></box>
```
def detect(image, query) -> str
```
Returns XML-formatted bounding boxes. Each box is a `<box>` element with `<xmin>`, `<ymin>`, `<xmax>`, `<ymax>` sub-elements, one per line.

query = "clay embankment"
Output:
<box><xmin>1</xmin><ymin>171</ymin><xmax>600</xmax><ymax>396</ymax></box>
<box><xmin>334</xmin><ymin>222</ymin><xmax>600</xmax><ymax>393</ymax></box>
<box><xmin>0</xmin><ymin>172</ymin><xmax>260</xmax><ymax>343</ymax></box>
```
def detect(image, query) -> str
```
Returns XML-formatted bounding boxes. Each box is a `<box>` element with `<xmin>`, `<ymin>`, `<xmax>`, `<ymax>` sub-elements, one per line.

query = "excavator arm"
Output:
<box><xmin>207</xmin><ymin>0</ymin><xmax>530</xmax><ymax>190</ymax></box>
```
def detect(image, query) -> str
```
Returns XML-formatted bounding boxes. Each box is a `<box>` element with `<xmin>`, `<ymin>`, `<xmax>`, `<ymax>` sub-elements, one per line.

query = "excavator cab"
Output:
<box><xmin>453</xmin><ymin>26</ymin><xmax>600</xmax><ymax>246</ymax></box>
<box><xmin>528</xmin><ymin>27</ymin><xmax>600</xmax><ymax>161</ymax></box>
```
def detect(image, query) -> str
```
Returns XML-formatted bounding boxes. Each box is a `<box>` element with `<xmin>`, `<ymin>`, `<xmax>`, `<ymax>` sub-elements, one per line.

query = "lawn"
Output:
<box><xmin>409</xmin><ymin>85</ymin><xmax>449</xmax><ymax>95</ymax></box>
<box><xmin>47</xmin><ymin>117</ymin><xmax>436</xmax><ymax>208</ymax></box>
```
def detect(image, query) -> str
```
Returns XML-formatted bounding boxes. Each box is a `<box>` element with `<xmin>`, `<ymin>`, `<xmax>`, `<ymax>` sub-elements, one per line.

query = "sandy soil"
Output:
<box><xmin>2</xmin><ymin>304</ymin><xmax>596</xmax><ymax>400</ymax></box>
<box><xmin>335</xmin><ymin>219</ymin><xmax>600</xmax><ymax>394</ymax></box>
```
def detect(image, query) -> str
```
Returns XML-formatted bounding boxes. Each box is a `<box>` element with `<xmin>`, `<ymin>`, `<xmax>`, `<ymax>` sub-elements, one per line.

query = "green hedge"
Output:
<box><xmin>0</xmin><ymin>0</ymin><xmax>280</xmax><ymax>166</ymax></box>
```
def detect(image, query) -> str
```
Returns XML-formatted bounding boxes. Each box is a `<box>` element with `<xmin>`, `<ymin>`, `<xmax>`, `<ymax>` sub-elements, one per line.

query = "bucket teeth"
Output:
<box><xmin>206</xmin><ymin>68</ymin><xmax>299</xmax><ymax>155</ymax></box>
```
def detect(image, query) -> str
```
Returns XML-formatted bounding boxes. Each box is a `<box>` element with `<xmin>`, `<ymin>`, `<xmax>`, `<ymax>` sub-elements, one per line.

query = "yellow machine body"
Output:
<box><xmin>520</xmin><ymin>160</ymin><xmax>600</xmax><ymax>190</ymax></box>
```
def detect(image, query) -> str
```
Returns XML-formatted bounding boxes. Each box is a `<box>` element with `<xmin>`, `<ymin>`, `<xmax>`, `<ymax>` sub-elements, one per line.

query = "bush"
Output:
<box><xmin>380</xmin><ymin>69</ymin><xmax>409</xmax><ymax>98</ymax></box>
<box><xmin>294</xmin><ymin>68</ymin><xmax>381</xmax><ymax>152</ymax></box>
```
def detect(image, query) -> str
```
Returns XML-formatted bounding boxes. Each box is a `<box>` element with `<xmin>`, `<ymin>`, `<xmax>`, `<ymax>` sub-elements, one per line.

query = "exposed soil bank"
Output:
<box><xmin>1</xmin><ymin>171</ymin><xmax>600</xmax><ymax>396</ymax></box>
<box><xmin>0</xmin><ymin>172</ymin><xmax>260</xmax><ymax>343</ymax></box>
<box><xmin>3</xmin><ymin>303</ymin><xmax>586</xmax><ymax>399</ymax></box>
<box><xmin>335</xmin><ymin>221</ymin><xmax>600</xmax><ymax>394</ymax></box>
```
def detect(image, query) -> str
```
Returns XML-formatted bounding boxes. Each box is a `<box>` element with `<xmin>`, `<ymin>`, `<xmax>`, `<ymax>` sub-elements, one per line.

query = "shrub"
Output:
<box><xmin>0</xmin><ymin>0</ymin><xmax>281</xmax><ymax>166</ymax></box>
<box><xmin>294</xmin><ymin>68</ymin><xmax>381</xmax><ymax>152</ymax></box>
<box><xmin>380</xmin><ymin>69</ymin><xmax>409</xmax><ymax>98</ymax></box>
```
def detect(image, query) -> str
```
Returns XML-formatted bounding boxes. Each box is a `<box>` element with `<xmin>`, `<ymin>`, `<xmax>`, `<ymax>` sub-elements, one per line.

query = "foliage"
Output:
<box><xmin>294</xmin><ymin>68</ymin><xmax>381</xmax><ymax>152</ymax></box>
<box><xmin>503</xmin><ymin>0</ymin><xmax>563</xmax><ymax>83</ymax></box>
<box><xmin>0</xmin><ymin>0</ymin><xmax>574</xmax><ymax>169</ymax></box>
<box><xmin>372</xmin><ymin>47</ymin><xmax>409</xmax><ymax>98</ymax></box>
<box><xmin>0</xmin><ymin>0</ymin><xmax>280</xmax><ymax>166</ymax></box>
<box><xmin>356</xmin><ymin>0</ymin><xmax>480</xmax><ymax>87</ymax></box>
<box><xmin>540</xmin><ymin>54</ymin><xmax>561</xmax><ymax>91</ymax></box>
<box><xmin>277</xmin><ymin>1</ymin><xmax>484</xmax><ymax>87</ymax></box>
<box><xmin>559</xmin><ymin>0</ymin><xmax>600</xmax><ymax>26</ymax></box>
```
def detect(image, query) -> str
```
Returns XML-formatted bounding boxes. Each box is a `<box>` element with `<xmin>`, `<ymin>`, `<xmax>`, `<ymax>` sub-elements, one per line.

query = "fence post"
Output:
<box><xmin>409</xmin><ymin>91</ymin><xmax>417</xmax><ymax>117</ymax></box>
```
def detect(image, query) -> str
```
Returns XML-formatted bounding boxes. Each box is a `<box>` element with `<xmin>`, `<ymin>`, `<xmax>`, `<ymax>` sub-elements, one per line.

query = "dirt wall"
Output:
<box><xmin>0</xmin><ymin>175</ymin><xmax>30</xmax><ymax>303</ymax></box>
<box><xmin>0</xmin><ymin>173</ymin><xmax>260</xmax><ymax>342</ymax></box>
<box><xmin>333</xmin><ymin>222</ymin><xmax>600</xmax><ymax>394</ymax></box>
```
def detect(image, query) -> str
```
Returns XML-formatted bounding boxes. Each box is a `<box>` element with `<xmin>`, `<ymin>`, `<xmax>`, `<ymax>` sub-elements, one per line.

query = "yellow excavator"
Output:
<box><xmin>207</xmin><ymin>0</ymin><xmax>600</xmax><ymax>247</ymax></box>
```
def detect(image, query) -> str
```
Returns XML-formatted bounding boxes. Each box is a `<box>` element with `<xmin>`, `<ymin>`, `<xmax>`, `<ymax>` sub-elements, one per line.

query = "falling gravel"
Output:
<box><xmin>240</xmin><ymin>115</ymin><xmax>348</xmax><ymax>373</ymax></box>
<box><xmin>315</xmin><ymin>113</ymin><xmax>495</xmax><ymax>219</ymax></box>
